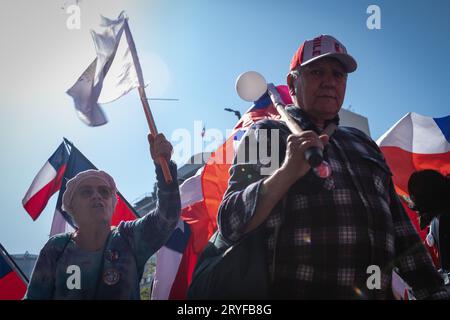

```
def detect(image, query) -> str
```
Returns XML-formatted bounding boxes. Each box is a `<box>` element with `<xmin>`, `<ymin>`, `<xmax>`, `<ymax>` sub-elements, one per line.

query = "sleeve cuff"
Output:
<box><xmin>242</xmin><ymin>179</ymin><xmax>265</xmax><ymax>223</ymax></box>
<box><xmin>155</xmin><ymin>160</ymin><xmax>178</xmax><ymax>190</ymax></box>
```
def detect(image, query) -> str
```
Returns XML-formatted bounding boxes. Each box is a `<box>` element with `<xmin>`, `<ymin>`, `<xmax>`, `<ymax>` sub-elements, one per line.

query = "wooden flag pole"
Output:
<box><xmin>138</xmin><ymin>86</ymin><xmax>173</xmax><ymax>183</ymax></box>
<box><xmin>124</xmin><ymin>19</ymin><xmax>173</xmax><ymax>183</ymax></box>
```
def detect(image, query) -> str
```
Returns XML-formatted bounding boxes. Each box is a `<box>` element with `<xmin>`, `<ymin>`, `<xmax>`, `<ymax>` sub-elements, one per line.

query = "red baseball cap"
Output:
<box><xmin>290</xmin><ymin>35</ymin><xmax>357</xmax><ymax>73</ymax></box>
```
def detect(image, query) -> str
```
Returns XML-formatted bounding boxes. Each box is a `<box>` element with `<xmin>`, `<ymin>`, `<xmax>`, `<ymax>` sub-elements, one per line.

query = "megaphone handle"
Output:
<box><xmin>274</xmin><ymin>104</ymin><xmax>324</xmax><ymax>167</ymax></box>
<box><xmin>304</xmin><ymin>147</ymin><xmax>324</xmax><ymax>168</ymax></box>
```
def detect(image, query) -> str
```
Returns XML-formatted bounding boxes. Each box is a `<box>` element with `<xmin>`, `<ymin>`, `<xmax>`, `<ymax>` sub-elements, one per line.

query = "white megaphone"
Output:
<box><xmin>235</xmin><ymin>71</ymin><xmax>268</xmax><ymax>102</ymax></box>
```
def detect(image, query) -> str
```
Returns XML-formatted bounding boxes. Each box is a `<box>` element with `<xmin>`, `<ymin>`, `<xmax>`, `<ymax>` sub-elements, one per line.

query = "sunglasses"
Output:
<box><xmin>77</xmin><ymin>185</ymin><xmax>113</xmax><ymax>199</ymax></box>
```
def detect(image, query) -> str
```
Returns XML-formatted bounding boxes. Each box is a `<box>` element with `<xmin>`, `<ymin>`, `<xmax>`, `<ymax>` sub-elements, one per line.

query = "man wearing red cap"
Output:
<box><xmin>218</xmin><ymin>35</ymin><xmax>448</xmax><ymax>299</ymax></box>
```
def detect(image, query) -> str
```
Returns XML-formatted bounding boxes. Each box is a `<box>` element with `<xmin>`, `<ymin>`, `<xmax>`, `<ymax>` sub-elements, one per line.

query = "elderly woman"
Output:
<box><xmin>24</xmin><ymin>134</ymin><xmax>180</xmax><ymax>299</ymax></box>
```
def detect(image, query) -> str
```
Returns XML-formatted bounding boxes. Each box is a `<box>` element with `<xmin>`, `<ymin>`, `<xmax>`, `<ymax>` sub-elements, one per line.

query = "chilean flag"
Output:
<box><xmin>377</xmin><ymin>112</ymin><xmax>449</xmax><ymax>268</ymax></box>
<box><xmin>22</xmin><ymin>141</ymin><xmax>70</xmax><ymax>220</ymax></box>
<box><xmin>201</xmin><ymin>85</ymin><xmax>291</xmax><ymax>246</ymax></box>
<box><xmin>54</xmin><ymin>141</ymin><xmax>138</xmax><ymax>229</ymax></box>
<box><xmin>23</xmin><ymin>139</ymin><xmax>137</xmax><ymax>232</ymax></box>
<box><xmin>377</xmin><ymin>112</ymin><xmax>450</xmax><ymax>196</ymax></box>
<box><xmin>152</xmin><ymin>168</ymin><xmax>206</xmax><ymax>299</ymax></box>
<box><xmin>151</xmin><ymin>86</ymin><xmax>291</xmax><ymax>300</ymax></box>
<box><xmin>0</xmin><ymin>243</ymin><xmax>28</xmax><ymax>300</ymax></box>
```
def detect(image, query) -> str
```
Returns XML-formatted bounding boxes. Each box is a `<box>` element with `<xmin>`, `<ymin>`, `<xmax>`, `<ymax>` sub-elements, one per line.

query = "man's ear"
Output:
<box><xmin>287</xmin><ymin>72</ymin><xmax>297</xmax><ymax>96</ymax></box>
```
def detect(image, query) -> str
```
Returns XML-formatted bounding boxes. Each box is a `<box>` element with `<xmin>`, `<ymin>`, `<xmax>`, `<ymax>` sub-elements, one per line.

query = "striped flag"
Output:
<box><xmin>151</xmin><ymin>85</ymin><xmax>290</xmax><ymax>299</ymax></box>
<box><xmin>22</xmin><ymin>142</ymin><xmax>70</xmax><ymax>220</ymax></box>
<box><xmin>152</xmin><ymin>167</ymin><xmax>211</xmax><ymax>299</ymax></box>
<box><xmin>377</xmin><ymin>112</ymin><xmax>450</xmax><ymax>269</ymax></box>
<box><xmin>0</xmin><ymin>243</ymin><xmax>28</xmax><ymax>300</ymax></box>
<box><xmin>377</xmin><ymin>112</ymin><xmax>450</xmax><ymax>196</ymax></box>
<box><xmin>201</xmin><ymin>85</ymin><xmax>289</xmax><ymax>241</ymax></box>
<box><xmin>22</xmin><ymin>139</ymin><xmax>138</xmax><ymax>232</ymax></box>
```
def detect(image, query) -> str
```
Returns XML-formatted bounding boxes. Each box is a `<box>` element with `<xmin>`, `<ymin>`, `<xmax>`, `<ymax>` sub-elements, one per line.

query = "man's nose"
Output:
<box><xmin>321</xmin><ymin>71</ymin><xmax>338</xmax><ymax>87</ymax></box>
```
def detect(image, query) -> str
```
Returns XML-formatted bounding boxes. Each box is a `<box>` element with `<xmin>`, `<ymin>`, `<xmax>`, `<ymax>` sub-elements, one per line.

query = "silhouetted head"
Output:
<box><xmin>408</xmin><ymin>169</ymin><xmax>450</xmax><ymax>217</ymax></box>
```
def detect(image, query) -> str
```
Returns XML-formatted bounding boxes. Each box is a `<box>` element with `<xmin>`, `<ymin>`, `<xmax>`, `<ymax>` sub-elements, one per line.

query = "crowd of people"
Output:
<box><xmin>24</xmin><ymin>35</ymin><xmax>449</xmax><ymax>300</ymax></box>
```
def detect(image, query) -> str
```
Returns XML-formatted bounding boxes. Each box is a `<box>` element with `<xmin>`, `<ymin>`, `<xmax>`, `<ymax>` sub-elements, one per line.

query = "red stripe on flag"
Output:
<box><xmin>201</xmin><ymin>136</ymin><xmax>235</xmax><ymax>242</ymax></box>
<box><xmin>0</xmin><ymin>271</ymin><xmax>27</xmax><ymax>300</ymax></box>
<box><xmin>380</xmin><ymin>146</ymin><xmax>450</xmax><ymax>196</ymax></box>
<box><xmin>23</xmin><ymin>164</ymin><xmax>67</xmax><ymax>220</ymax></box>
<box><xmin>168</xmin><ymin>235</ymin><xmax>198</xmax><ymax>300</ymax></box>
<box><xmin>181</xmin><ymin>200</ymin><xmax>211</xmax><ymax>254</ymax></box>
<box><xmin>110</xmin><ymin>196</ymin><xmax>137</xmax><ymax>226</ymax></box>
<box><xmin>235</xmin><ymin>104</ymin><xmax>280</xmax><ymax>130</ymax></box>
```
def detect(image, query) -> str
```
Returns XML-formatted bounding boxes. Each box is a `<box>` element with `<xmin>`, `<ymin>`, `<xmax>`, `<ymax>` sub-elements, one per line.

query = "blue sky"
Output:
<box><xmin>1</xmin><ymin>0</ymin><xmax>449</xmax><ymax>254</ymax></box>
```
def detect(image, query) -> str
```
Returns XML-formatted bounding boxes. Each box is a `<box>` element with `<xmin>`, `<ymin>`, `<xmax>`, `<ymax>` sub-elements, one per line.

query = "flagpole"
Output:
<box><xmin>123</xmin><ymin>19</ymin><xmax>173</xmax><ymax>184</ymax></box>
<box><xmin>0</xmin><ymin>242</ymin><xmax>29</xmax><ymax>285</ymax></box>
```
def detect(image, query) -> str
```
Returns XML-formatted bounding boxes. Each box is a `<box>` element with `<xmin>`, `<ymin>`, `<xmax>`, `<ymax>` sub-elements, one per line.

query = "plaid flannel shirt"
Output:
<box><xmin>218</xmin><ymin>106</ymin><xmax>448</xmax><ymax>299</ymax></box>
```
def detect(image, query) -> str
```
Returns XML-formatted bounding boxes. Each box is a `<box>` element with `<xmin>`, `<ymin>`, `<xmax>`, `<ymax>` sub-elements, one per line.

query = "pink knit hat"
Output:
<box><xmin>62</xmin><ymin>169</ymin><xmax>117</xmax><ymax>213</ymax></box>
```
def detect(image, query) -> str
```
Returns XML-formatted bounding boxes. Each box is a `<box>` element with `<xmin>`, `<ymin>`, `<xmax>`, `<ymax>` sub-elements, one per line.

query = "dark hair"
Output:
<box><xmin>408</xmin><ymin>169</ymin><xmax>449</xmax><ymax>215</ymax></box>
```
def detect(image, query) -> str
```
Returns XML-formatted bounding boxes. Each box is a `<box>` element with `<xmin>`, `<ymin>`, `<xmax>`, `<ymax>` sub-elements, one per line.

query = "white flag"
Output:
<box><xmin>49</xmin><ymin>209</ymin><xmax>74</xmax><ymax>237</ymax></box>
<box><xmin>67</xmin><ymin>11</ymin><xmax>141</xmax><ymax>126</ymax></box>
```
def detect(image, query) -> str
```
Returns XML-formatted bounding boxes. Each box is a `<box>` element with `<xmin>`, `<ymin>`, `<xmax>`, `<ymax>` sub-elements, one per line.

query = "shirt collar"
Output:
<box><xmin>285</xmin><ymin>105</ymin><xmax>340</xmax><ymax>133</ymax></box>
